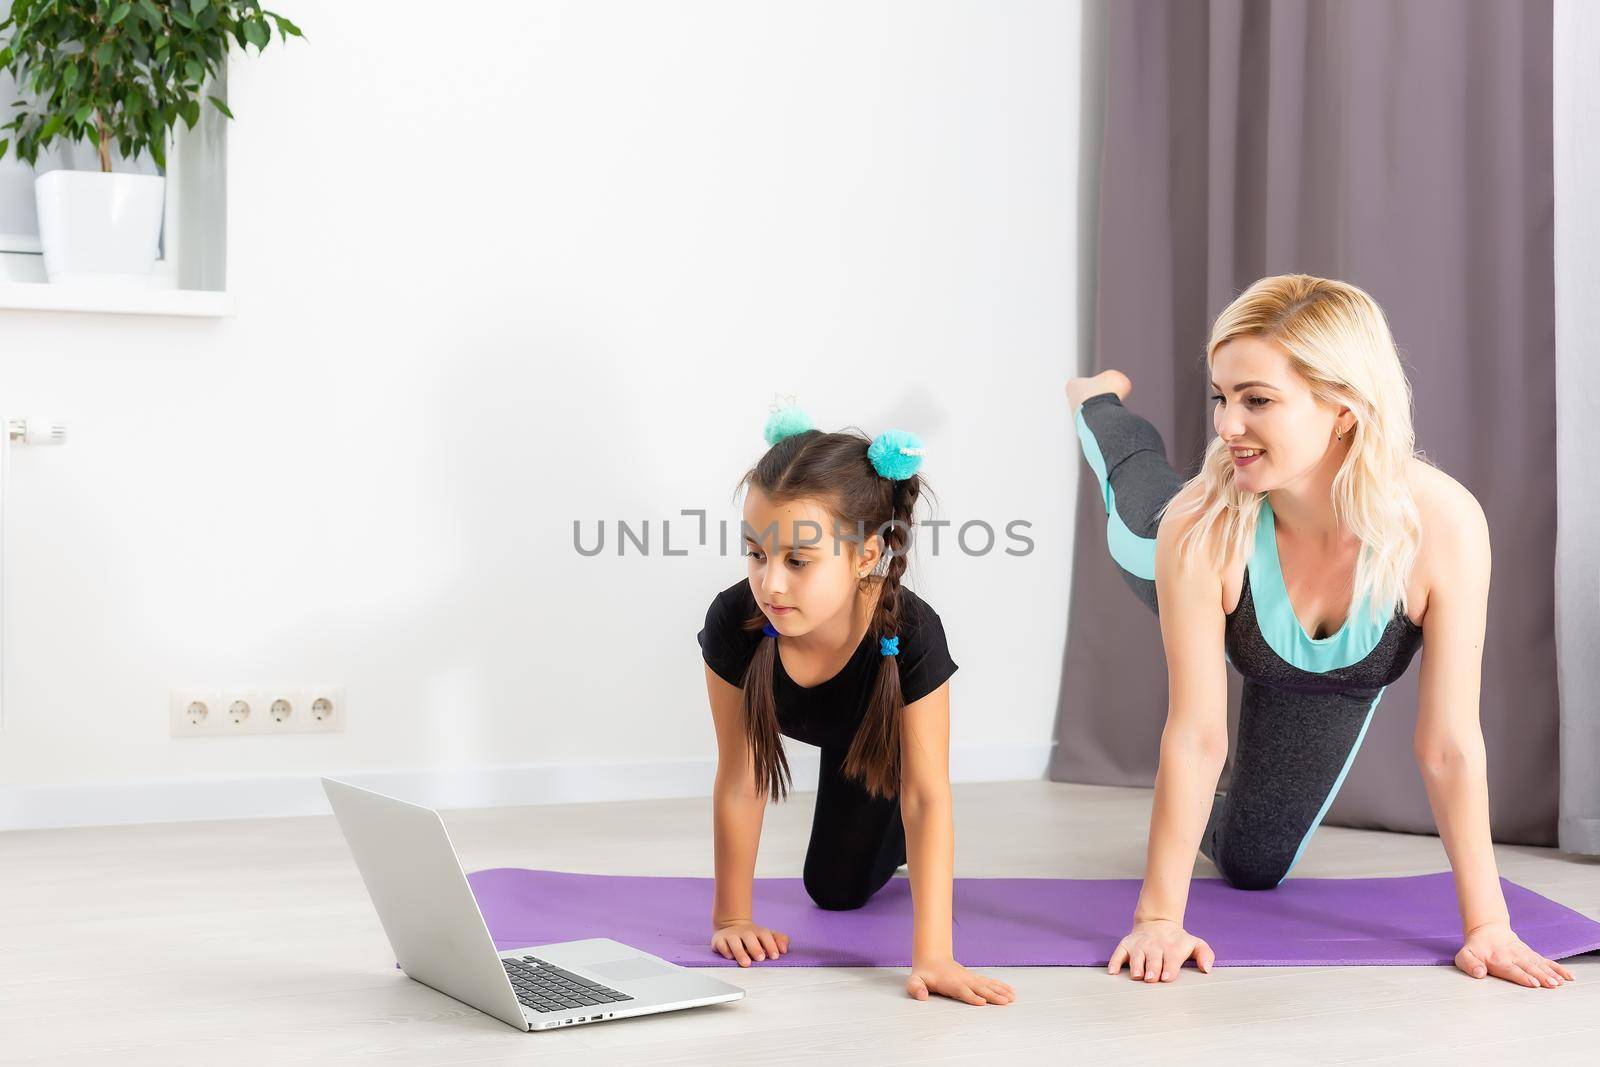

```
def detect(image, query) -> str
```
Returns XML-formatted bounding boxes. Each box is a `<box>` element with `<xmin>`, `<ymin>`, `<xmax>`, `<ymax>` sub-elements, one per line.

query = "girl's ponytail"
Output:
<box><xmin>842</xmin><ymin>474</ymin><xmax>921</xmax><ymax>799</ymax></box>
<box><xmin>740</xmin><ymin>619</ymin><xmax>791</xmax><ymax>801</ymax></box>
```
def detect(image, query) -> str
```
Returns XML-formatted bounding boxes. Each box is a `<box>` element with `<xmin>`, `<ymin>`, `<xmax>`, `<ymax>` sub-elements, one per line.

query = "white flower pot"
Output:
<box><xmin>33</xmin><ymin>170</ymin><xmax>167</xmax><ymax>285</ymax></box>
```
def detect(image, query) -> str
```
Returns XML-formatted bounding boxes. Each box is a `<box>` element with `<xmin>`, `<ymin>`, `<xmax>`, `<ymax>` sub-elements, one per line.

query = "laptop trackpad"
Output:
<box><xmin>588</xmin><ymin>957</ymin><xmax>676</xmax><ymax>982</ymax></box>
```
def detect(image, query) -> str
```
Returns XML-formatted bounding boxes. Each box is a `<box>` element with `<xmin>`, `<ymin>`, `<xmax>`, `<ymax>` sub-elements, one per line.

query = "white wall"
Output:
<box><xmin>0</xmin><ymin>0</ymin><xmax>1093</xmax><ymax>827</ymax></box>
<box><xmin>1553</xmin><ymin>0</ymin><xmax>1600</xmax><ymax>852</ymax></box>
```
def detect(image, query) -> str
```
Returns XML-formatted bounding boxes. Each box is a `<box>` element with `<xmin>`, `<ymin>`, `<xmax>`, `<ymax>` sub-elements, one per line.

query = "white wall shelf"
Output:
<box><xmin>0</xmin><ymin>280</ymin><xmax>232</xmax><ymax>317</ymax></box>
<box><xmin>0</xmin><ymin>65</ymin><xmax>230</xmax><ymax>320</ymax></box>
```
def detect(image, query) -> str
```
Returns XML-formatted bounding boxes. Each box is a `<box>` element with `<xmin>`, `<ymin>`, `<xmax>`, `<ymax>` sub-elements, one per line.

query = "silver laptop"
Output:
<box><xmin>322</xmin><ymin>777</ymin><xmax>745</xmax><ymax>1031</ymax></box>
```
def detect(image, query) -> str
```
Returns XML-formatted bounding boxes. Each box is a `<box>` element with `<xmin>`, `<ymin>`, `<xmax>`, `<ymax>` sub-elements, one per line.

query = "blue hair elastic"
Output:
<box><xmin>879</xmin><ymin>635</ymin><xmax>900</xmax><ymax>657</ymax></box>
<box><xmin>762</xmin><ymin>622</ymin><xmax>780</xmax><ymax>638</ymax></box>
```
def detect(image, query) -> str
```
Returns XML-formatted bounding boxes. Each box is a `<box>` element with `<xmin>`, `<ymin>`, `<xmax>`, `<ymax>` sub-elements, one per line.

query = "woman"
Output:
<box><xmin>1066</xmin><ymin>274</ymin><xmax>1575</xmax><ymax>990</ymax></box>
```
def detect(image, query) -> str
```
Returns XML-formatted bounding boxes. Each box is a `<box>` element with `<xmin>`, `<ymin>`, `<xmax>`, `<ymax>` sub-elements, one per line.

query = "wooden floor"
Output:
<box><xmin>3</xmin><ymin>780</ymin><xmax>1598</xmax><ymax>1065</ymax></box>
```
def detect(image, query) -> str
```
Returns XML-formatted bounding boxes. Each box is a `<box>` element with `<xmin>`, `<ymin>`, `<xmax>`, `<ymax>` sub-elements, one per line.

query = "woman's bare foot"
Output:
<box><xmin>1065</xmin><ymin>369</ymin><xmax>1132</xmax><ymax>412</ymax></box>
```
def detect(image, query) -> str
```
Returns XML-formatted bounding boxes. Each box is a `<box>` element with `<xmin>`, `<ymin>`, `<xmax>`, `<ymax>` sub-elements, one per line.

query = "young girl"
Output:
<box><xmin>695</xmin><ymin>403</ymin><xmax>1015</xmax><ymax>1007</ymax></box>
<box><xmin>1067</xmin><ymin>274</ymin><xmax>1575</xmax><ymax>990</ymax></box>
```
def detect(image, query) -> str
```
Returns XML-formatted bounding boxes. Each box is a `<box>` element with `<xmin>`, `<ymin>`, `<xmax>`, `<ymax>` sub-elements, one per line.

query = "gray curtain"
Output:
<box><xmin>1051</xmin><ymin>0</ymin><xmax>1563</xmax><ymax>848</ymax></box>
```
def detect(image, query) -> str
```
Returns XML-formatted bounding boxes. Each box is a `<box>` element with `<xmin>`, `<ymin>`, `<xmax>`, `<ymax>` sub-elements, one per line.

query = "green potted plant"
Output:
<box><xmin>0</xmin><ymin>0</ymin><xmax>301</xmax><ymax>285</ymax></box>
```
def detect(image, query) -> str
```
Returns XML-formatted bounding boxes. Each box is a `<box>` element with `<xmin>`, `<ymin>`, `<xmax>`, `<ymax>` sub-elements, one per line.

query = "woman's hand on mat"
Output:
<box><xmin>1457</xmin><ymin>922</ymin><xmax>1576</xmax><ymax>988</ymax></box>
<box><xmin>1107</xmin><ymin>919</ymin><xmax>1215</xmax><ymax>983</ymax></box>
<box><xmin>710</xmin><ymin>919</ymin><xmax>790</xmax><ymax>967</ymax></box>
<box><xmin>906</xmin><ymin>957</ymin><xmax>1015</xmax><ymax>1006</ymax></box>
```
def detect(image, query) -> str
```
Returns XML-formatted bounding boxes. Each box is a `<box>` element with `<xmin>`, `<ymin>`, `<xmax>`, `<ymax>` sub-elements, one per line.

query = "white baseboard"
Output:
<box><xmin>0</xmin><ymin>742</ymin><xmax>1055</xmax><ymax>831</ymax></box>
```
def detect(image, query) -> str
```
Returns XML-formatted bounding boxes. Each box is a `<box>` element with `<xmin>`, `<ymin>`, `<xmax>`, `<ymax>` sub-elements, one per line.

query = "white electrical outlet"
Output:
<box><xmin>170</xmin><ymin>688</ymin><xmax>224</xmax><ymax>736</ymax></box>
<box><xmin>307</xmin><ymin>687</ymin><xmax>345</xmax><ymax>731</ymax></box>
<box><xmin>169</xmin><ymin>686</ymin><xmax>345</xmax><ymax>737</ymax></box>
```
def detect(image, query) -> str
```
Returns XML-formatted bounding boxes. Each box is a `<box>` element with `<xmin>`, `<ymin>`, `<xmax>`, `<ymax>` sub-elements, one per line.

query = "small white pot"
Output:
<box><xmin>33</xmin><ymin>170</ymin><xmax>167</xmax><ymax>285</ymax></box>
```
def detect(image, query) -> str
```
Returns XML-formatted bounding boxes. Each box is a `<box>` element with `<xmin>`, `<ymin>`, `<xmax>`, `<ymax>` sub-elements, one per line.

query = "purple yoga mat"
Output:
<box><xmin>466</xmin><ymin>868</ymin><xmax>1600</xmax><ymax>968</ymax></box>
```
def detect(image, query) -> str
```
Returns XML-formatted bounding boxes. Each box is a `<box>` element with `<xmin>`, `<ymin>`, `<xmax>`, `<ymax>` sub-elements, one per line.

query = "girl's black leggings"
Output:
<box><xmin>801</xmin><ymin>744</ymin><xmax>907</xmax><ymax>910</ymax></box>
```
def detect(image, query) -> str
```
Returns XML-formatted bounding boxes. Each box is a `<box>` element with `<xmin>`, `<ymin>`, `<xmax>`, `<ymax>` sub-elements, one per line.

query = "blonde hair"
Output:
<box><xmin>1161</xmin><ymin>274</ymin><xmax>1424</xmax><ymax>621</ymax></box>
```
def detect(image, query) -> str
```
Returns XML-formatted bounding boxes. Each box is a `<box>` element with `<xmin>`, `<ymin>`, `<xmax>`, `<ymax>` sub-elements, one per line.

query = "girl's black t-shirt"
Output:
<box><xmin>696</xmin><ymin>578</ymin><xmax>959</xmax><ymax>750</ymax></box>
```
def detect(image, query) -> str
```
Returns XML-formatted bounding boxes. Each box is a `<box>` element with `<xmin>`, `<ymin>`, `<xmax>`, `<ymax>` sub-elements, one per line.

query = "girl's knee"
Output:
<box><xmin>802</xmin><ymin>870</ymin><xmax>873</xmax><ymax>911</ymax></box>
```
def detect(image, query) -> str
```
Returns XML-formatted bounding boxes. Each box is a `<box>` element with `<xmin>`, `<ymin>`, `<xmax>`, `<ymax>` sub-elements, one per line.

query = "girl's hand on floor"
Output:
<box><xmin>1107</xmin><ymin>919</ymin><xmax>1215</xmax><ymax>983</ymax></box>
<box><xmin>906</xmin><ymin>957</ymin><xmax>1016</xmax><ymax>1005</ymax></box>
<box><xmin>1457</xmin><ymin>922</ymin><xmax>1576</xmax><ymax>988</ymax></box>
<box><xmin>710</xmin><ymin>919</ymin><xmax>790</xmax><ymax>967</ymax></box>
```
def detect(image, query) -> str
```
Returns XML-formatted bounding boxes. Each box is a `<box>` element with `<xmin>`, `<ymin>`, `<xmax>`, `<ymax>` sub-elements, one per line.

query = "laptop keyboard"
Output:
<box><xmin>502</xmin><ymin>955</ymin><xmax>635</xmax><ymax>1017</ymax></box>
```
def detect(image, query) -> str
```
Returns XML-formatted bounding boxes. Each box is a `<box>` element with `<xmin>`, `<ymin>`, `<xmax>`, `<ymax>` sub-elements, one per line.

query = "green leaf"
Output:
<box><xmin>96</xmin><ymin>41</ymin><xmax>114</xmax><ymax>66</ymax></box>
<box><xmin>206</xmin><ymin>93</ymin><xmax>232</xmax><ymax>119</ymax></box>
<box><xmin>243</xmin><ymin>18</ymin><xmax>268</xmax><ymax>49</ymax></box>
<box><xmin>266</xmin><ymin>11</ymin><xmax>305</xmax><ymax>38</ymax></box>
<box><xmin>73</xmin><ymin>103</ymin><xmax>92</xmax><ymax>123</ymax></box>
<box><xmin>0</xmin><ymin>47</ymin><xmax>13</xmax><ymax>69</ymax></box>
<box><xmin>190</xmin><ymin>0</ymin><xmax>208</xmax><ymax>13</ymax></box>
<box><xmin>138</xmin><ymin>0</ymin><xmax>161</xmax><ymax>27</ymax></box>
<box><xmin>184</xmin><ymin>58</ymin><xmax>202</xmax><ymax>84</ymax></box>
<box><xmin>109</xmin><ymin>2</ymin><xmax>131</xmax><ymax>25</ymax></box>
<box><xmin>181</xmin><ymin>99</ymin><xmax>199</xmax><ymax>128</ymax></box>
<box><xmin>39</xmin><ymin>113</ymin><xmax>64</xmax><ymax>139</ymax></box>
<box><xmin>62</xmin><ymin>62</ymin><xmax>79</xmax><ymax>90</ymax></box>
<box><xmin>0</xmin><ymin>138</ymin><xmax>8</xmax><ymax>159</ymax></box>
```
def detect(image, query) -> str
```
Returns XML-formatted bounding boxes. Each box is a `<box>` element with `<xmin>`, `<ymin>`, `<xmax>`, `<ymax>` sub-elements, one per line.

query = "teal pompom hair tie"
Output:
<box><xmin>762</xmin><ymin>396</ymin><xmax>927</xmax><ymax>482</ymax></box>
<box><xmin>868</xmin><ymin>429</ymin><xmax>925</xmax><ymax>481</ymax></box>
<box><xmin>764</xmin><ymin>393</ymin><xmax>815</xmax><ymax>446</ymax></box>
<box><xmin>879</xmin><ymin>635</ymin><xmax>900</xmax><ymax>657</ymax></box>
